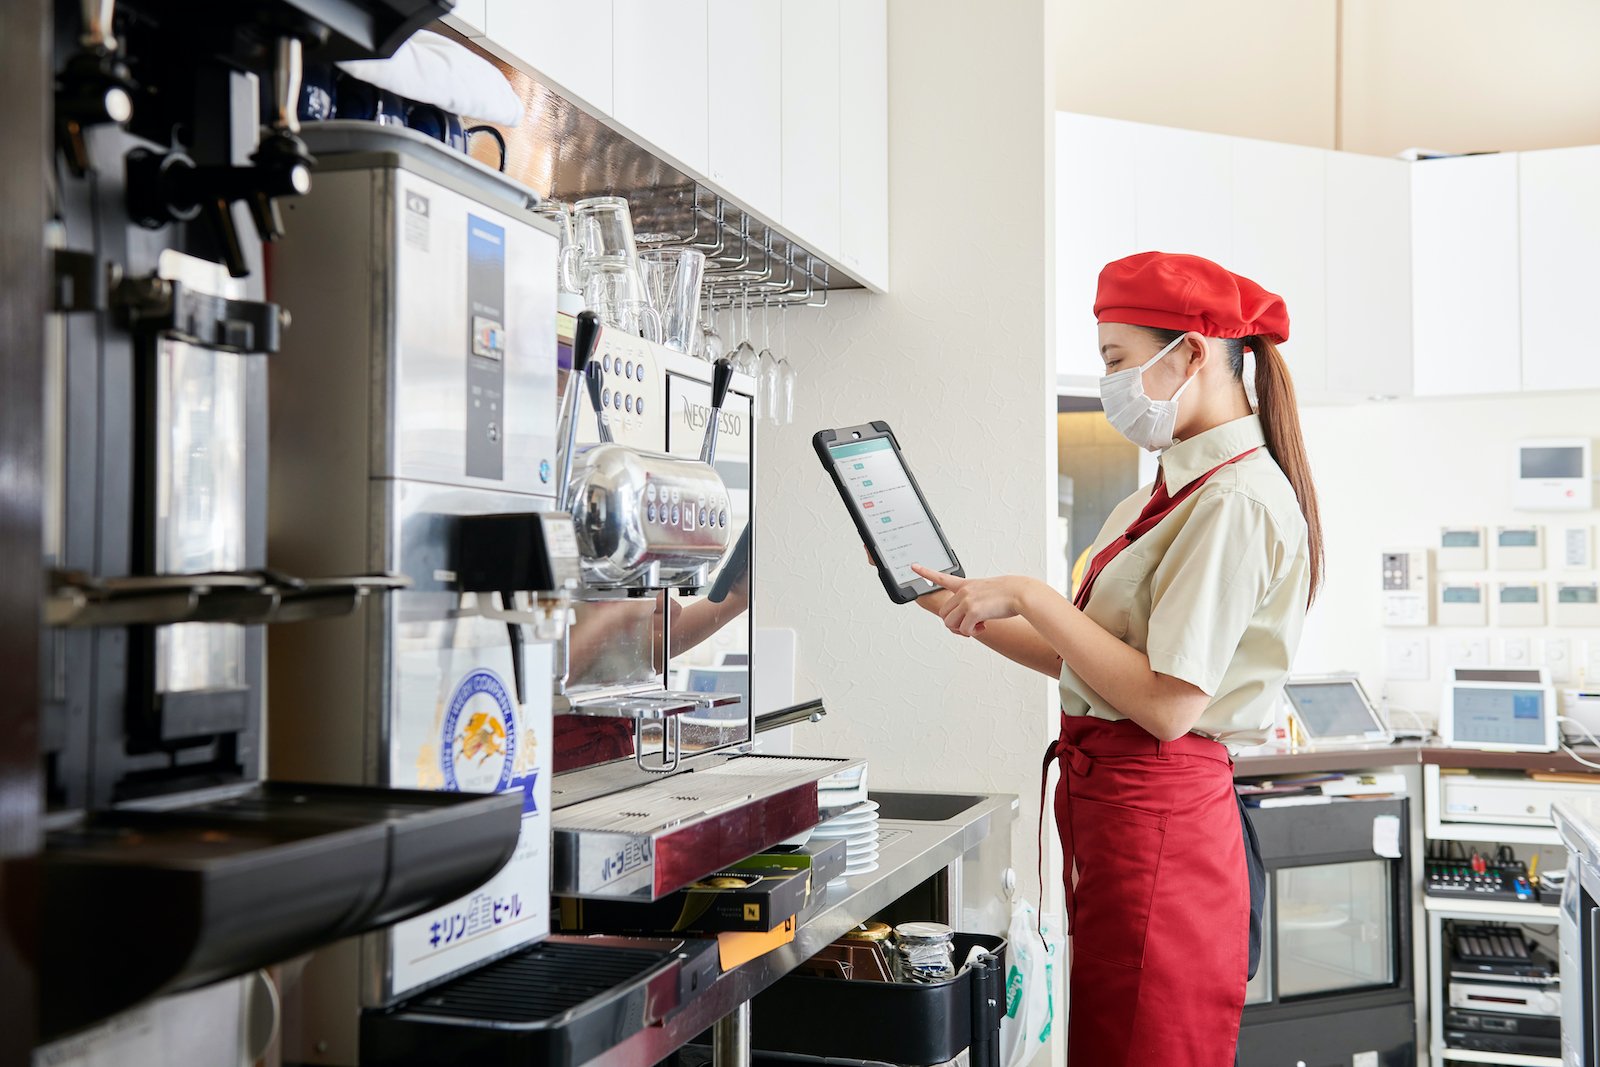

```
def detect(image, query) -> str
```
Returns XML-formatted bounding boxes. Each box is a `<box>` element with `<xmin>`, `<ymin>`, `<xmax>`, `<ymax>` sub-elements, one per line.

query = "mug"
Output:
<box><xmin>406</xmin><ymin>103</ymin><xmax>466</xmax><ymax>151</ymax></box>
<box><xmin>334</xmin><ymin>72</ymin><xmax>405</xmax><ymax>126</ymax></box>
<box><xmin>297</xmin><ymin>62</ymin><xmax>337</xmax><ymax>123</ymax></box>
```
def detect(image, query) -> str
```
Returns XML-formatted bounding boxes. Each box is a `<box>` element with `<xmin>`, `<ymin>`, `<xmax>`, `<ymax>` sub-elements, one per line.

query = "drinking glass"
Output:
<box><xmin>728</xmin><ymin>287</ymin><xmax>759</xmax><ymax>376</ymax></box>
<box><xmin>639</xmin><ymin>248</ymin><xmax>706</xmax><ymax>355</ymax></box>
<box><xmin>755</xmin><ymin>303</ymin><xmax>779</xmax><ymax>423</ymax></box>
<box><xmin>571</xmin><ymin>195</ymin><xmax>661</xmax><ymax>342</ymax></box>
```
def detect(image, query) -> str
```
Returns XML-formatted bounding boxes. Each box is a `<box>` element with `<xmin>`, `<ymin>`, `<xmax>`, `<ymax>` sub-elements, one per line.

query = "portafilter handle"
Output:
<box><xmin>698</xmin><ymin>358</ymin><xmax>734</xmax><ymax>467</ymax></box>
<box><xmin>556</xmin><ymin>310</ymin><xmax>603</xmax><ymax>504</ymax></box>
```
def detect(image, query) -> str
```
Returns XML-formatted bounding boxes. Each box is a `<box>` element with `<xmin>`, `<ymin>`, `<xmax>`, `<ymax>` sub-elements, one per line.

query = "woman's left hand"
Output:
<box><xmin>910</xmin><ymin>565</ymin><xmax>1035</xmax><ymax>637</ymax></box>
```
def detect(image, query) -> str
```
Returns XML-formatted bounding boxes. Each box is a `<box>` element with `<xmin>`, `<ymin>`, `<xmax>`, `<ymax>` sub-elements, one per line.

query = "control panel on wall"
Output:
<box><xmin>1494</xmin><ymin>526</ymin><xmax>1544</xmax><ymax>570</ymax></box>
<box><xmin>1561</xmin><ymin>525</ymin><xmax>1593</xmax><ymax>568</ymax></box>
<box><xmin>1382</xmin><ymin>548</ymin><xmax>1431</xmax><ymax>626</ymax></box>
<box><xmin>1497</xmin><ymin>583</ymin><xmax>1546</xmax><ymax>627</ymax></box>
<box><xmin>1439</xmin><ymin>526</ymin><xmax>1487</xmax><ymax>571</ymax></box>
<box><xmin>1514</xmin><ymin>438</ymin><xmax>1592</xmax><ymax>511</ymax></box>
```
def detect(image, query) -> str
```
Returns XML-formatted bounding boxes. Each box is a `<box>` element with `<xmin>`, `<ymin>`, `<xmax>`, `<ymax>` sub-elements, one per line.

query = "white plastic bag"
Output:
<box><xmin>999</xmin><ymin>900</ymin><xmax>1061</xmax><ymax>1067</ymax></box>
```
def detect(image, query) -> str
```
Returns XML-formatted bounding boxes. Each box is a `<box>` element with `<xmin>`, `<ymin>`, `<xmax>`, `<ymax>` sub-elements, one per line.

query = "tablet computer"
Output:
<box><xmin>813</xmin><ymin>421</ymin><xmax>963</xmax><ymax>603</ymax></box>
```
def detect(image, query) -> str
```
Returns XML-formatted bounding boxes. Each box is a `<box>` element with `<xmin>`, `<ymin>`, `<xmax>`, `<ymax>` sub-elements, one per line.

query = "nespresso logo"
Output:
<box><xmin>683</xmin><ymin>401</ymin><xmax>743</xmax><ymax>437</ymax></box>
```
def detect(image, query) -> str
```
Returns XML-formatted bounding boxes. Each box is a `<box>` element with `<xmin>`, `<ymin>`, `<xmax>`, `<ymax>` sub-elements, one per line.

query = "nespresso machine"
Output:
<box><xmin>34</xmin><ymin>0</ymin><xmax>538</xmax><ymax>1058</ymax></box>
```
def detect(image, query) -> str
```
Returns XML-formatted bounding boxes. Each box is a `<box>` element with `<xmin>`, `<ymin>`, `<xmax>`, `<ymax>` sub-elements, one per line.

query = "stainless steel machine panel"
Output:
<box><xmin>388</xmin><ymin>166</ymin><xmax>559</xmax><ymax>494</ymax></box>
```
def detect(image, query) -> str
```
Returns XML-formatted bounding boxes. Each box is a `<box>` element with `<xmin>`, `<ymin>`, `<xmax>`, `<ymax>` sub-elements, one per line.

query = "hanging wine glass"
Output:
<box><xmin>755</xmin><ymin>299</ymin><xmax>780</xmax><ymax>423</ymax></box>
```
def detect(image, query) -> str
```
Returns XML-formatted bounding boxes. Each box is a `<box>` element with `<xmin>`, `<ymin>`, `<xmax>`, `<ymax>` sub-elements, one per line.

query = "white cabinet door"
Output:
<box><xmin>1133</xmin><ymin>125</ymin><xmax>1234</xmax><ymax>267</ymax></box>
<box><xmin>1520</xmin><ymin>145</ymin><xmax>1600</xmax><ymax>391</ymax></box>
<box><xmin>442</xmin><ymin>0</ymin><xmax>486</xmax><ymax>36</ymax></box>
<box><xmin>613</xmin><ymin>0</ymin><xmax>709</xmax><ymax>175</ymax></box>
<box><xmin>707</xmin><ymin>0</ymin><xmax>782</xmax><ymax>220</ymax></box>
<box><xmin>1231</xmin><ymin>138</ymin><xmax>1328</xmax><ymax>399</ymax></box>
<box><xmin>780</xmin><ymin>0</ymin><xmax>841</xmax><ymax>257</ymax></box>
<box><xmin>1056</xmin><ymin>113</ymin><xmax>1139</xmax><ymax>381</ymax></box>
<box><xmin>1325</xmin><ymin>152</ymin><xmax>1412</xmax><ymax>399</ymax></box>
<box><xmin>1411</xmin><ymin>153</ymin><xmax>1521</xmax><ymax>397</ymax></box>
<box><xmin>838</xmin><ymin>0</ymin><xmax>888</xmax><ymax>290</ymax></box>
<box><xmin>484</xmin><ymin>0</ymin><xmax>613</xmax><ymax>114</ymax></box>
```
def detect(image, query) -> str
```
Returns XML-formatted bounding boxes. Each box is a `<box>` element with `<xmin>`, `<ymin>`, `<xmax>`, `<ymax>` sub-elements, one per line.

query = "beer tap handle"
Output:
<box><xmin>699</xmin><ymin>357</ymin><xmax>733</xmax><ymax>466</ymax></box>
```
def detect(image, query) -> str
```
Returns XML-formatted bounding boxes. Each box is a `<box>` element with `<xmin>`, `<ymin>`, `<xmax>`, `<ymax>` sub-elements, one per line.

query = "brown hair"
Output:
<box><xmin>1143</xmin><ymin>329</ymin><xmax>1324</xmax><ymax>605</ymax></box>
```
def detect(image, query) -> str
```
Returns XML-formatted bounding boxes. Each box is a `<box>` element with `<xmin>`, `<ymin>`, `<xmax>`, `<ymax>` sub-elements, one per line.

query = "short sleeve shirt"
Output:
<box><xmin>1058</xmin><ymin>414</ymin><xmax>1310</xmax><ymax>747</ymax></box>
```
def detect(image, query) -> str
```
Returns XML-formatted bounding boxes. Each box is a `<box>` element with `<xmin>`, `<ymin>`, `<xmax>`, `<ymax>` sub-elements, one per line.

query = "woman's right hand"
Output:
<box><xmin>863</xmin><ymin>545</ymin><xmax>953</xmax><ymax>615</ymax></box>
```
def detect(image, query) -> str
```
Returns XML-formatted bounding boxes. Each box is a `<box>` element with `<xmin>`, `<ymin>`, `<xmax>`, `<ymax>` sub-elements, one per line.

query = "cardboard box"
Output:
<box><xmin>557</xmin><ymin>862</ymin><xmax>811</xmax><ymax>934</ymax></box>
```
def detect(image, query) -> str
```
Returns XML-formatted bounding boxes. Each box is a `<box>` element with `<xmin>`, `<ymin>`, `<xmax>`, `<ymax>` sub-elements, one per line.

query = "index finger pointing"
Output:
<box><xmin>911</xmin><ymin>564</ymin><xmax>965</xmax><ymax>589</ymax></box>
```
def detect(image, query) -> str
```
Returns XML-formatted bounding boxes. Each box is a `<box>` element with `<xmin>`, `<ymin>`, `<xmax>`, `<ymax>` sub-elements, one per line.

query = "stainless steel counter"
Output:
<box><xmin>579</xmin><ymin>789</ymin><xmax>1019</xmax><ymax>1067</ymax></box>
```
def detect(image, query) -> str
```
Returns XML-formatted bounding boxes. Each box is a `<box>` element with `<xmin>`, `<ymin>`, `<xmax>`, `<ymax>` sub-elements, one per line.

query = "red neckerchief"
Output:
<box><xmin>1072</xmin><ymin>448</ymin><xmax>1260</xmax><ymax>610</ymax></box>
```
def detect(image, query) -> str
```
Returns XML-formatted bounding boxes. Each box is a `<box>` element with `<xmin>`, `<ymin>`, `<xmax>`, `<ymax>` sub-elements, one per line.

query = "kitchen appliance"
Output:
<box><xmin>264</xmin><ymin>131</ymin><xmax>853</xmax><ymax>1064</ymax></box>
<box><xmin>32</xmin><ymin>0</ymin><xmax>517</xmax><ymax>1052</ymax></box>
<box><xmin>265</xmin><ymin>123</ymin><xmax>571</xmax><ymax>1062</ymax></box>
<box><xmin>1236</xmin><ymin>797</ymin><xmax>1414</xmax><ymax>1067</ymax></box>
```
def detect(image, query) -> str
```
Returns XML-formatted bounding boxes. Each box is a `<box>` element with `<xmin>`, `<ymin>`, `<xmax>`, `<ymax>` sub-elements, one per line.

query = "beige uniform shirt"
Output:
<box><xmin>1059</xmin><ymin>414</ymin><xmax>1310</xmax><ymax>747</ymax></box>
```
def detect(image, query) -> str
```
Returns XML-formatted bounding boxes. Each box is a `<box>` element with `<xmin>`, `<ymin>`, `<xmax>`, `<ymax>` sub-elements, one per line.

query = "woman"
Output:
<box><xmin>911</xmin><ymin>251</ymin><xmax>1322</xmax><ymax>1066</ymax></box>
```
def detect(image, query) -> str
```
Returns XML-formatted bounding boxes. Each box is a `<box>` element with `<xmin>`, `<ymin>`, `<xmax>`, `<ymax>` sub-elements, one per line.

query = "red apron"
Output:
<box><xmin>1046</xmin><ymin>450</ymin><xmax>1258</xmax><ymax>1067</ymax></box>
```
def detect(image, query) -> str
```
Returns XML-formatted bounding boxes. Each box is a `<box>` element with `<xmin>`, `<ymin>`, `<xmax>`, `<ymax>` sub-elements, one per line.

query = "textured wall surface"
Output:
<box><xmin>754</xmin><ymin>0</ymin><xmax>1057</xmax><ymax>906</ymax></box>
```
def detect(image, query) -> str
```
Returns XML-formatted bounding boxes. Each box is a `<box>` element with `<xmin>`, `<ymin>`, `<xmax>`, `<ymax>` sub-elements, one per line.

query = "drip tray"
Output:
<box><xmin>40</xmin><ymin>782</ymin><xmax>522</xmax><ymax>1041</ymax></box>
<box><xmin>360</xmin><ymin>934</ymin><xmax>718</xmax><ymax>1067</ymax></box>
<box><xmin>552</xmin><ymin>754</ymin><xmax>867</xmax><ymax>900</ymax></box>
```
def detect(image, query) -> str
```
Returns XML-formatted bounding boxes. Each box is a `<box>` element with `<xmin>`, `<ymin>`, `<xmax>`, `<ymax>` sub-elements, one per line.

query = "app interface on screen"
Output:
<box><xmin>1454</xmin><ymin>688</ymin><xmax>1546</xmax><ymax>746</ymax></box>
<box><xmin>829</xmin><ymin>438</ymin><xmax>953</xmax><ymax>585</ymax></box>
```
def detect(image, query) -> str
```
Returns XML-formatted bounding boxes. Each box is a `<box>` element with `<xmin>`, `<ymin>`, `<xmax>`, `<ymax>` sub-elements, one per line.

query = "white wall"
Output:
<box><xmin>1294</xmin><ymin>392</ymin><xmax>1600</xmax><ymax>722</ymax></box>
<box><xmin>754</xmin><ymin>0</ymin><xmax>1057</xmax><ymax>910</ymax></box>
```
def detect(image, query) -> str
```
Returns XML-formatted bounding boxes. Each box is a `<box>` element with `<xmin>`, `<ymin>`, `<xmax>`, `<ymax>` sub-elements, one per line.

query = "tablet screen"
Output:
<box><xmin>1283</xmin><ymin>681</ymin><xmax>1384</xmax><ymax>739</ymax></box>
<box><xmin>826</xmin><ymin>437</ymin><xmax>953</xmax><ymax>584</ymax></box>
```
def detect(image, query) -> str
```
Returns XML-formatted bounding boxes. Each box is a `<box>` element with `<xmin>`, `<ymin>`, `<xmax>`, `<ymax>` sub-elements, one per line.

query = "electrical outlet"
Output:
<box><xmin>1445</xmin><ymin>636</ymin><xmax>1489</xmax><ymax>668</ymax></box>
<box><xmin>1544</xmin><ymin>638</ymin><xmax>1573</xmax><ymax>684</ymax></box>
<box><xmin>1501</xmin><ymin>636</ymin><xmax>1533</xmax><ymax>667</ymax></box>
<box><xmin>1385</xmin><ymin>636</ymin><xmax>1429</xmax><ymax>681</ymax></box>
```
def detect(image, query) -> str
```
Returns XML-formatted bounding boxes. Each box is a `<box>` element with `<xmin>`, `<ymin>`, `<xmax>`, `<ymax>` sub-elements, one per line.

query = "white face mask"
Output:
<box><xmin>1098</xmin><ymin>335</ymin><xmax>1195</xmax><ymax>452</ymax></box>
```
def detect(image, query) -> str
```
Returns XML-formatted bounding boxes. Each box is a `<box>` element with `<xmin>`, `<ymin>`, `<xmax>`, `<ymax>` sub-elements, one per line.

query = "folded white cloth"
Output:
<box><xmin>337</xmin><ymin>30</ymin><xmax>522</xmax><ymax>125</ymax></box>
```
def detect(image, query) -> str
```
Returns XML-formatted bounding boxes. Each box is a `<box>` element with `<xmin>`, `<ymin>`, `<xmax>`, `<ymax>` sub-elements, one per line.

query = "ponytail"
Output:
<box><xmin>1244</xmin><ymin>336</ymin><xmax>1324</xmax><ymax>605</ymax></box>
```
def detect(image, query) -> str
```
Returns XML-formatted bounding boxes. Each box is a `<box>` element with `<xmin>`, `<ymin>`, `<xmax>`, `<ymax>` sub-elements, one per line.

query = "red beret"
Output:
<box><xmin>1094</xmin><ymin>251</ymin><xmax>1290</xmax><ymax>344</ymax></box>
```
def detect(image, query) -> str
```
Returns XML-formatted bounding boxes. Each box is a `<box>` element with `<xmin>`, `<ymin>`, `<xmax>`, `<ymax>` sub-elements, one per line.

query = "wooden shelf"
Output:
<box><xmin>1422</xmin><ymin>896</ymin><xmax>1560</xmax><ymax>922</ymax></box>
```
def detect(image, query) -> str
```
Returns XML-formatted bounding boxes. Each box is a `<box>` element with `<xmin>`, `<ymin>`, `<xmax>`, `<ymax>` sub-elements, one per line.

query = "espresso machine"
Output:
<box><xmin>32</xmin><ymin>0</ymin><xmax>540</xmax><ymax>1060</ymax></box>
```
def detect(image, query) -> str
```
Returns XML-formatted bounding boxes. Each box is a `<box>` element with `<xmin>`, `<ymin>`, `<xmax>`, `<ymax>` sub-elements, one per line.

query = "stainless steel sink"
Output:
<box><xmin>869</xmin><ymin>791</ymin><xmax>986</xmax><ymax>822</ymax></box>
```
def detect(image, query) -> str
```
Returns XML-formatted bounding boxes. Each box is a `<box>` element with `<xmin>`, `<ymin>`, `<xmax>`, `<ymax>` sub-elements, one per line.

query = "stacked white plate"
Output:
<box><xmin>812</xmin><ymin>801</ymin><xmax>880</xmax><ymax>879</ymax></box>
<box><xmin>817</xmin><ymin>763</ymin><xmax>869</xmax><ymax>809</ymax></box>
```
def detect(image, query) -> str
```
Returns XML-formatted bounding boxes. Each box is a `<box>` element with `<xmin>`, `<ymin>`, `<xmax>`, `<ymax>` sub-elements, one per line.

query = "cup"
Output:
<box><xmin>639</xmin><ymin>249</ymin><xmax>706</xmax><ymax>354</ymax></box>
